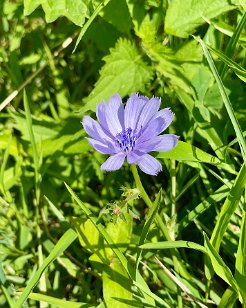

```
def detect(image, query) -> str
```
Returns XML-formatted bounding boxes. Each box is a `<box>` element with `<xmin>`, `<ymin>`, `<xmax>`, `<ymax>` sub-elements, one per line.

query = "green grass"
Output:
<box><xmin>0</xmin><ymin>0</ymin><xmax>246</xmax><ymax>307</ymax></box>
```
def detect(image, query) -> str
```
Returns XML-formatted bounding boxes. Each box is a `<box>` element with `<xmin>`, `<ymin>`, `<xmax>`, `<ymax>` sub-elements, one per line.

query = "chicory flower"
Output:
<box><xmin>82</xmin><ymin>93</ymin><xmax>178</xmax><ymax>175</ymax></box>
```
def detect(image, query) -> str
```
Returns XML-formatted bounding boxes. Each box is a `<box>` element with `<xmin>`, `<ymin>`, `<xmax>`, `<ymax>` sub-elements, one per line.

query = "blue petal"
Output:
<box><xmin>100</xmin><ymin>152</ymin><xmax>126</xmax><ymax>171</ymax></box>
<box><xmin>136</xmin><ymin>96</ymin><xmax>161</xmax><ymax>130</ymax></box>
<box><xmin>96</xmin><ymin>100</ymin><xmax>109</xmax><ymax>132</ymax></box>
<box><xmin>136</xmin><ymin>117</ymin><xmax>164</xmax><ymax>144</ymax></box>
<box><xmin>86</xmin><ymin>138</ymin><xmax>116</xmax><ymax>154</ymax></box>
<box><xmin>127</xmin><ymin>150</ymin><xmax>144</xmax><ymax>164</ymax></box>
<box><xmin>96</xmin><ymin>95</ymin><xmax>124</xmax><ymax>136</ymax></box>
<box><xmin>82</xmin><ymin>116</ymin><xmax>113</xmax><ymax>143</ymax></box>
<box><xmin>137</xmin><ymin>154</ymin><xmax>162</xmax><ymax>176</ymax></box>
<box><xmin>124</xmin><ymin>94</ymin><xmax>145</xmax><ymax>131</ymax></box>
<box><xmin>137</xmin><ymin>135</ymin><xmax>178</xmax><ymax>153</ymax></box>
<box><xmin>152</xmin><ymin>108</ymin><xmax>174</xmax><ymax>132</ymax></box>
<box><xmin>103</xmin><ymin>94</ymin><xmax>124</xmax><ymax>136</ymax></box>
<box><xmin>152</xmin><ymin>134</ymin><xmax>178</xmax><ymax>152</ymax></box>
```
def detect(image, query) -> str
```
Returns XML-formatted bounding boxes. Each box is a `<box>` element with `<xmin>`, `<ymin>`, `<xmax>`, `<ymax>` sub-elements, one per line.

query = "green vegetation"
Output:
<box><xmin>0</xmin><ymin>0</ymin><xmax>246</xmax><ymax>307</ymax></box>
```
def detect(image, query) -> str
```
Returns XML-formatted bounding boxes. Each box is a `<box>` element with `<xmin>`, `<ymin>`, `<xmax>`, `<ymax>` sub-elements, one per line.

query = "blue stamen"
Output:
<box><xmin>115</xmin><ymin>128</ymin><xmax>137</xmax><ymax>152</ymax></box>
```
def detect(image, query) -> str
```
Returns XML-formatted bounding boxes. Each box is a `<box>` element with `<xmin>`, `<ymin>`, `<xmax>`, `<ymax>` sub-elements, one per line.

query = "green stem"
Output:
<box><xmin>130</xmin><ymin>165</ymin><xmax>171</xmax><ymax>240</ymax></box>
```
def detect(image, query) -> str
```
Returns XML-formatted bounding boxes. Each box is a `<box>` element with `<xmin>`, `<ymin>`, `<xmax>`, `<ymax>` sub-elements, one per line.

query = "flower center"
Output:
<box><xmin>115</xmin><ymin>128</ymin><xmax>137</xmax><ymax>152</ymax></box>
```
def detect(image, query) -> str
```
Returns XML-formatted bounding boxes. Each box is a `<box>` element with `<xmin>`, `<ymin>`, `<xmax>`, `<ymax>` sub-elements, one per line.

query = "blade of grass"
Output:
<box><xmin>14</xmin><ymin>228</ymin><xmax>78</xmax><ymax>308</ymax></box>
<box><xmin>199</xmin><ymin>38</ymin><xmax>246</xmax><ymax>161</ymax></box>
<box><xmin>0</xmin><ymin>134</ymin><xmax>12</xmax><ymax>200</ymax></box>
<box><xmin>23</xmin><ymin>89</ymin><xmax>40</xmax><ymax>204</ymax></box>
<box><xmin>135</xmin><ymin>190</ymin><xmax>161</xmax><ymax>274</ymax></box>
<box><xmin>73</xmin><ymin>0</ymin><xmax>111</xmax><ymax>52</ymax></box>
<box><xmin>204</xmin><ymin>164</ymin><xmax>246</xmax><ymax>281</ymax></box>
<box><xmin>140</xmin><ymin>240</ymin><xmax>207</xmax><ymax>254</ymax></box>
<box><xmin>207</xmin><ymin>44</ymin><xmax>246</xmax><ymax>82</ymax></box>
<box><xmin>176</xmin><ymin>184</ymin><xmax>229</xmax><ymax>232</ymax></box>
<box><xmin>44</xmin><ymin>195</ymin><xmax>66</xmax><ymax>221</ymax></box>
<box><xmin>235</xmin><ymin>210</ymin><xmax>246</xmax><ymax>304</ymax></box>
<box><xmin>15</xmin><ymin>292</ymin><xmax>93</xmax><ymax>307</ymax></box>
<box><xmin>154</xmin><ymin>258</ymin><xmax>208</xmax><ymax>308</ymax></box>
<box><xmin>219</xmin><ymin>11</ymin><xmax>246</xmax><ymax>79</ymax></box>
<box><xmin>204</xmin><ymin>234</ymin><xmax>239</xmax><ymax>294</ymax></box>
<box><xmin>210</xmin><ymin>163</ymin><xmax>246</xmax><ymax>251</ymax></box>
<box><xmin>218</xmin><ymin>287</ymin><xmax>238</xmax><ymax>308</ymax></box>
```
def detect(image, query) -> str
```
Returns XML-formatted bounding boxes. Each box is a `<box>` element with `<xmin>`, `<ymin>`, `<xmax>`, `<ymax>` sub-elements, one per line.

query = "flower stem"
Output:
<box><xmin>131</xmin><ymin>164</ymin><xmax>172</xmax><ymax>240</ymax></box>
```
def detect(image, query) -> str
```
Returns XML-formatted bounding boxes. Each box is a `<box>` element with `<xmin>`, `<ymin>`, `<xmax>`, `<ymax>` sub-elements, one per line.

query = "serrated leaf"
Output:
<box><xmin>165</xmin><ymin>0</ymin><xmax>235</xmax><ymax>38</ymax></box>
<box><xmin>81</xmin><ymin>38</ymin><xmax>153</xmax><ymax>113</ymax></box>
<box><xmin>24</xmin><ymin>0</ymin><xmax>89</xmax><ymax>26</ymax></box>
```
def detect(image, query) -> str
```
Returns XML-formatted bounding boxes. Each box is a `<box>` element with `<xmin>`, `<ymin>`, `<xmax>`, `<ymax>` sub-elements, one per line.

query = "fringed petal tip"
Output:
<box><xmin>137</xmin><ymin>154</ymin><xmax>162</xmax><ymax>176</ymax></box>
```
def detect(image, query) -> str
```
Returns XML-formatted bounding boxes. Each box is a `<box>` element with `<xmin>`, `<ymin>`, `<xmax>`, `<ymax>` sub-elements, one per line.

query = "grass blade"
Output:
<box><xmin>210</xmin><ymin>164</ymin><xmax>246</xmax><ymax>251</ymax></box>
<box><xmin>135</xmin><ymin>190</ymin><xmax>161</xmax><ymax>273</ymax></box>
<box><xmin>199</xmin><ymin>38</ymin><xmax>246</xmax><ymax>160</ymax></box>
<box><xmin>14</xmin><ymin>228</ymin><xmax>78</xmax><ymax>308</ymax></box>
<box><xmin>140</xmin><ymin>240</ymin><xmax>207</xmax><ymax>254</ymax></box>
<box><xmin>235</xmin><ymin>211</ymin><xmax>246</xmax><ymax>303</ymax></box>
<box><xmin>23</xmin><ymin>89</ymin><xmax>41</xmax><ymax>203</ymax></box>
<box><xmin>73</xmin><ymin>0</ymin><xmax>111</xmax><ymax>52</ymax></box>
<box><xmin>219</xmin><ymin>11</ymin><xmax>246</xmax><ymax>79</ymax></box>
<box><xmin>176</xmin><ymin>184</ymin><xmax>229</xmax><ymax>232</ymax></box>
<box><xmin>207</xmin><ymin>44</ymin><xmax>246</xmax><ymax>82</ymax></box>
<box><xmin>204</xmin><ymin>233</ymin><xmax>239</xmax><ymax>294</ymax></box>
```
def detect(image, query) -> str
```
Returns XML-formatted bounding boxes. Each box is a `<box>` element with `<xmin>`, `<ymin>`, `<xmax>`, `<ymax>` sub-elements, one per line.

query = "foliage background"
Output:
<box><xmin>0</xmin><ymin>0</ymin><xmax>246</xmax><ymax>307</ymax></box>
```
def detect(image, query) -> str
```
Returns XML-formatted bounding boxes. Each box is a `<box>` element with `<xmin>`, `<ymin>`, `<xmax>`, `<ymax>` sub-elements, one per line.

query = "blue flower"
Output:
<box><xmin>82</xmin><ymin>93</ymin><xmax>178</xmax><ymax>175</ymax></box>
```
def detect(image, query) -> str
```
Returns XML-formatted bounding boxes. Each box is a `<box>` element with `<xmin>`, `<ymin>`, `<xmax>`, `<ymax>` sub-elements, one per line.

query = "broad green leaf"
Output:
<box><xmin>41</xmin><ymin>132</ymin><xmax>90</xmax><ymax>157</ymax></box>
<box><xmin>23</xmin><ymin>0</ymin><xmax>41</xmax><ymax>16</ymax></box>
<box><xmin>102</xmin><ymin>0</ymin><xmax>132</xmax><ymax>33</ymax></box>
<box><xmin>106</xmin><ymin>212</ymin><xmax>132</xmax><ymax>254</ymax></box>
<box><xmin>81</xmin><ymin>38</ymin><xmax>153</xmax><ymax>113</ymax></box>
<box><xmin>11</xmin><ymin>111</ymin><xmax>59</xmax><ymax>143</ymax></box>
<box><xmin>157</xmin><ymin>141</ymin><xmax>221</xmax><ymax>164</ymax></box>
<box><xmin>165</xmin><ymin>0</ymin><xmax>234</xmax><ymax>38</ymax></box>
<box><xmin>14</xmin><ymin>228</ymin><xmax>78</xmax><ymax>308</ymax></box>
<box><xmin>103</xmin><ymin>259</ymin><xmax>133</xmax><ymax>308</ymax></box>
<box><xmin>231</xmin><ymin>0</ymin><xmax>246</xmax><ymax>9</ymax></box>
<box><xmin>0</xmin><ymin>134</ymin><xmax>20</xmax><ymax>156</ymax></box>
<box><xmin>72</xmin><ymin>217</ymin><xmax>103</xmax><ymax>254</ymax></box>
<box><xmin>138</xmin><ymin>15</ymin><xmax>193</xmax><ymax>94</ymax></box>
<box><xmin>24</xmin><ymin>0</ymin><xmax>89</xmax><ymax>26</ymax></box>
<box><xmin>204</xmin><ymin>233</ymin><xmax>239</xmax><ymax>293</ymax></box>
<box><xmin>191</xmin><ymin>65</ymin><xmax>213</xmax><ymax>102</ymax></box>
